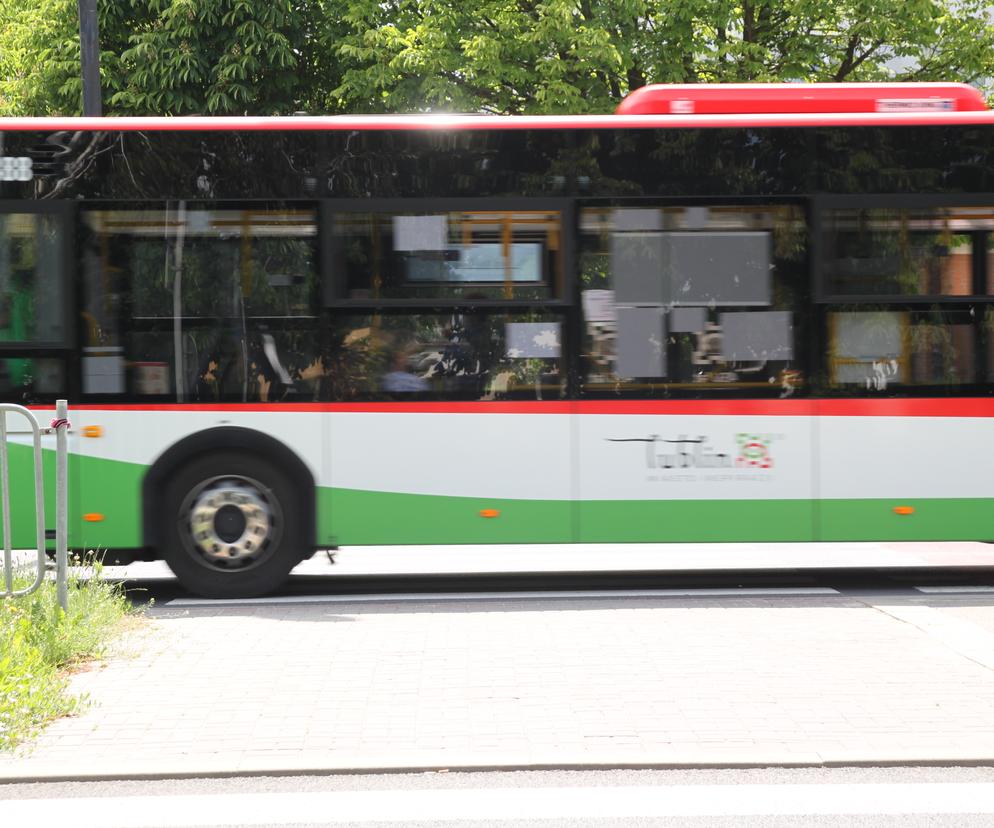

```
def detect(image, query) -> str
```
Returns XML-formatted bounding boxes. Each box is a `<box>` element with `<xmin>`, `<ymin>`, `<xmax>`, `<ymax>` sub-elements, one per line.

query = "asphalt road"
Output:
<box><xmin>4</xmin><ymin>767</ymin><xmax>994</xmax><ymax>826</ymax></box>
<box><xmin>107</xmin><ymin>542</ymin><xmax>994</xmax><ymax>606</ymax></box>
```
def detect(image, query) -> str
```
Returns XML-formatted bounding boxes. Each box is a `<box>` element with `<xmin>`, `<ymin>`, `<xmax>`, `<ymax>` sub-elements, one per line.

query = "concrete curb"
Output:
<box><xmin>4</xmin><ymin>756</ymin><xmax>994</xmax><ymax>784</ymax></box>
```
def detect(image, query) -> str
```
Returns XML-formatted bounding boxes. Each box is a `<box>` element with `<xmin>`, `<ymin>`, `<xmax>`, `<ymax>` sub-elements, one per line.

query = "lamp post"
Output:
<box><xmin>77</xmin><ymin>0</ymin><xmax>101</xmax><ymax>116</ymax></box>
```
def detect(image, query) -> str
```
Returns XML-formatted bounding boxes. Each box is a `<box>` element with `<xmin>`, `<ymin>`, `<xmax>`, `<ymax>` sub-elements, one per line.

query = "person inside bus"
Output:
<box><xmin>382</xmin><ymin>347</ymin><xmax>428</xmax><ymax>393</ymax></box>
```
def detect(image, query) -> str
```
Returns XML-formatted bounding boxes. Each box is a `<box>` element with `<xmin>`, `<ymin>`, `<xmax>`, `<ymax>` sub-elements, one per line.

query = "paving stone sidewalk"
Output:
<box><xmin>3</xmin><ymin>590</ymin><xmax>994</xmax><ymax>780</ymax></box>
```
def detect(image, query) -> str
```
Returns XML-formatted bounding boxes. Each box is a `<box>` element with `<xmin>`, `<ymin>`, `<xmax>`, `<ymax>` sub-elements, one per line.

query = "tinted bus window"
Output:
<box><xmin>576</xmin><ymin>129</ymin><xmax>810</xmax><ymax>198</ymax></box>
<box><xmin>0</xmin><ymin>212</ymin><xmax>65</xmax><ymax>344</ymax></box>
<box><xmin>81</xmin><ymin>204</ymin><xmax>318</xmax><ymax>399</ymax></box>
<box><xmin>326</xmin><ymin>312</ymin><xmax>565</xmax><ymax>401</ymax></box>
<box><xmin>333</xmin><ymin>208</ymin><xmax>564</xmax><ymax>301</ymax></box>
<box><xmin>816</xmin><ymin>126</ymin><xmax>994</xmax><ymax>195</ymax></box>
<box><xmin>826</xmin><ymin>307</ymin><xmax>985</xmax><ymax>391</ymax></box>
<box><xmin>579</xmin><ymin>204</ymin><xmax>807</xmax><ymax>398</ymax></box>
<box><xmin>823</xmin><ymin>207</ymin><xmax>992</xmax><ymax>297</ymax></box>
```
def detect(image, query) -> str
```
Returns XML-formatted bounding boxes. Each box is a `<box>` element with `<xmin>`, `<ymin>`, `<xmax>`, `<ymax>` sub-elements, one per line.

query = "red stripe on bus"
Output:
<box><xmin>53</xmin><ymin>398</ymin><xmax>994</xmax><ymax>417</ymax></box>
<box><xmin>813</xmin><ymin>398</ymin><xmax>994</xmax><ymax>418</ymax></box>
<box><xmin>573</xmin><ymin>400</ymin><xmax>815</xmax><ymax>416</ymax></box>
<box><xmin>3</xmin><ymin>112</ymin><xmax>994</xmax><ymax>132</ymax></box>
<box><xmin>64</xmin><ymin>402</ymin><xmax>573</xmax><ymax>414</ymax></box>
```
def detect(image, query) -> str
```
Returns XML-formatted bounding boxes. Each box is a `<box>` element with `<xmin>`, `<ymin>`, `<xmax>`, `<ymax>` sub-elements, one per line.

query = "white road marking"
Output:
<box><xmin>5</xmin><ymin>783</ymin><xmax>994</xmax><ymax>826</ymax></box>
<box><xmin>164</xmin><ymin>586</ymin><xmax>839</xmax><ymax>607</ymax></box>
<box><xmin>915</xmin><ymin>585</ymin><xmax>994</xmax><ymax>593</ymax></box>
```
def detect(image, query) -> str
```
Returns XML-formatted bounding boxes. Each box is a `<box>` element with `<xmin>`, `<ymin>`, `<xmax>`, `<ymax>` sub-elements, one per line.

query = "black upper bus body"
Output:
<box><xmin>4</xmin><ymin>117</ymin><xmax>994</xmax><ymax>405</ymax></box>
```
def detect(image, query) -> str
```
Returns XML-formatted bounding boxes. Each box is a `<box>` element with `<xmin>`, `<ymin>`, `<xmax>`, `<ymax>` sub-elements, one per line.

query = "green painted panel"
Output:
<box><xmin>0</xmin><ymin>443</ymin><xmax>142</xmax><ymax>550</ymax></box>
<box><xmin>818</xmin><ymin>499</ymin><xmax>994</xmax><ymax>541</ymax></box>
<box><xmin>2</xmin><ymin>442</ymin><xmax>81</xmax><ymax>548</ymax></box>
<box><xmin>317</xmin><ymin>486</ymin><xmax>336</xmax><ymax>545</ymax></box>
<box><xmin>321</xmin><ymin>490</ymin><xmax>994</xmax><ymax>545</ymax></box>
<box><xmin>326</xmin><ymin>487</ymin><xmax>573</xmax><ymax>545</ymax></box>
<box><xmin>579</xmin><ymin>499</ymin><xmax>815</xmax><ymax>542</ymax></box>
<box><xmin>75</xmin><ymin>453</ymin><xmax>145</xmax><ymax>549</ymax></box>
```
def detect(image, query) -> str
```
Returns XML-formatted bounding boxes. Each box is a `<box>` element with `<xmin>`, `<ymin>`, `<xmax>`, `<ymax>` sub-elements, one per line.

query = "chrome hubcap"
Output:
<box><xmin>180</xmin><ymin>476</ymin><xmax>281</xmax><ymax>570</ymax></box>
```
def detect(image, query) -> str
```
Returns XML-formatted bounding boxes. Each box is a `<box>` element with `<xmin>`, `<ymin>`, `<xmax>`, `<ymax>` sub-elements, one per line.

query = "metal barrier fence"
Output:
<box><xmin>1</xmin><ymin>400</ymin><xmax>69</xmax><ymax>610</ymax></box>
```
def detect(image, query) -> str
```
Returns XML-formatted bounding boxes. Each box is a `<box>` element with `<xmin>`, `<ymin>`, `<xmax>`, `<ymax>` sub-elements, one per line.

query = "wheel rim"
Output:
<box><xmin>178</xmin><ymin>475</ymin><xmax>283</xmax><ymax>571</ymax></box>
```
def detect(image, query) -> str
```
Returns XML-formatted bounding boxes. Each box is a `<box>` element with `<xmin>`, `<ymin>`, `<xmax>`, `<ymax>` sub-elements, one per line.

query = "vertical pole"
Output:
<box><xmin>1</xmin><ymin>410</ymin><xmax>11</xmax><ymax>595</ymax></box>
<box><xmin>55</xmin><ymin>400</ymin><xmax>69</xmax><ymax>613</ymax></box>
<box><xmin>172</xmin><ymin>201</ymin><xmax>187</xmax><ymax>402</ymax></box>
<box><xmin>77</xmin><ymin>0</ymin><xmax>102</xmax><ymax>117</ymax></box>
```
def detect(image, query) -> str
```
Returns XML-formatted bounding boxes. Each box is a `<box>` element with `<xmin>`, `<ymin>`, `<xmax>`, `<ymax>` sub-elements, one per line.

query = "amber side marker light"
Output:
<box><xmin>83</xmin><ymin>513</ymin><xmax>104</xmax><ymax>522</ymax></box>
<box><xmin>893</xmin><ymin>506</ymin><xmax>915</xmax><ymax>515</ymax></box>
<box><xmin>480</xmin><ymin>509</ymin><xmax>500</xmax><ymax>518</ymax></box>
<box><xmin>82</xmin><ymin>425</ymin><xmax>103</xmax><ymax>438</ymax></box>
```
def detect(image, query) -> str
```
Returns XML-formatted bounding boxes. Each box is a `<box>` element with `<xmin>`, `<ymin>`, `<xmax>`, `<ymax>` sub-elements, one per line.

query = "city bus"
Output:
<box><xmin>3</xmin><ymin>82</ymin><xmax>994</xmax><ymax>597</ymax></box>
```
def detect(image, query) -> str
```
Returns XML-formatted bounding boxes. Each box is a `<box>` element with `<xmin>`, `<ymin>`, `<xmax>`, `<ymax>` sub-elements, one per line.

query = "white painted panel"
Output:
<box><xmin>578</xmin><ymin>415</ymin><xmax>813</xmax><ymax>501</ymax></box>
<box><xmin>72</xmin><ymin>410</ymin><xmax>326</xmax><ymax>484</ymax></box>
<box><xmin>329</xmin><ymin>412</ymin><xmax>572</xmax><ymax>500</ymax></box>
<box><xmin>819</xmin><ymin>415</ymin><xmax>994</xmax><ymax>499</ymax></box>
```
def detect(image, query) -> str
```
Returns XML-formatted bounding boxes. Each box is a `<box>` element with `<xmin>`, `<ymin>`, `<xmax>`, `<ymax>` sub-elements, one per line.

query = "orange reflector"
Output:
<box><xmin>479</xmin><ymin>509</ymin><xmax>500</xmax><ymax>518</ymax></box>
<box><xmin>894</xmin><ymin>506</ymin><xmax>915</xmax><ymax>515</ymax></box>
<box><xmin>83</xmin><ymin>513</ymin><xmax>104</xmax><ymax>522</ymax></box>
<box><xmin>82</xmin><ymin>425</ymin><xmax>103</xmax><ymax>438</ymax></box>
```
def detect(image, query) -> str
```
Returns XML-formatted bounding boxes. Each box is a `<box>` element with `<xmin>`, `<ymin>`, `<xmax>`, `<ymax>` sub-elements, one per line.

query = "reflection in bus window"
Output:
<box><xmin>334</xmin><ymin>210</ymin><xmax>563</xmax><ymax>301</ymax></box>
<box><xmin>0</xmin><ymin>213</ymin><xmax>64</xmax><ymax>346</ymax></box>
<box><xmin>128</xmin><ymin>327</ymin><xmax>321</xmax><ymax>402</ymax></box>
<box><xmin>0</xmin><ymin>357</ymin><xmax>63</xmax><ymax>401</ymax></box>
<box><xmin>828</xmin><ymin>309</ymin><xmax>979</xmax><ymax>390</ymax></box>
<box><xmin>328</xmin><ymin>313</ymin><xmax>564</xmax><ymax>400</ymax></box>
<box><xmin>824</xmin><ymin>207</ymin><xmax>990</xmax><ymax>297</ymax></box>
<box><xmin>81</xmin><ymin>206</ymin><xmax>318</xmax><ymax>398</ymax></box>
<box><xmin>579</xmin><ymin>205</ymin><xmax>805</xmax><ymax>397</ymax></box>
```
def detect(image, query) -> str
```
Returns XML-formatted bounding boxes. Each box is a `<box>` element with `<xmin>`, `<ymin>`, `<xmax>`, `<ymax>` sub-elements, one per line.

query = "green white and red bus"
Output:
<box><xmin>3</xmin><ymin>82</ymin><xmax>994</xmax><ymax>597</ymax></box>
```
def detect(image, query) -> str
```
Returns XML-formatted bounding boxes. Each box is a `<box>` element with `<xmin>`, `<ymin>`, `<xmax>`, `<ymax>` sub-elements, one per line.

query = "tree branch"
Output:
<box><xmin>833</xmin><ymin>32</ymin><xmax>860</xmax><ymax>80</ymax></box>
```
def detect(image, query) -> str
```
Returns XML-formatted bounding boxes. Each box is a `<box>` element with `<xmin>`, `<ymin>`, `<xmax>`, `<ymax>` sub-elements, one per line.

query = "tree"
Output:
<box><xmin>0</xmin><ymin>0</ymin><xmax>342</xmax><ymax>116</ymax></box>
<box><xmin>329</xmin><ymin>0</ymin><xmax>994</xmax><ymax>114</ymax></box>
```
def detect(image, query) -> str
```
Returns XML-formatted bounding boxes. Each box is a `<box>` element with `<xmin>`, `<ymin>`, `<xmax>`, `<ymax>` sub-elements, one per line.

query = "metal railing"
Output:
<box><xmin>1</xmin><ymin>400</ymin><xmax>70</xmax><ymax>610</ymax></box>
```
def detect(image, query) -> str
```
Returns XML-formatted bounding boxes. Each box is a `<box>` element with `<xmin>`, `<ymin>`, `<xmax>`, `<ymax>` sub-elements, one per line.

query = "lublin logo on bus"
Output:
<box><xmin>607</xmin><ymin>433</ymin><xmax>775</xmax><ymax>471</ymax></box>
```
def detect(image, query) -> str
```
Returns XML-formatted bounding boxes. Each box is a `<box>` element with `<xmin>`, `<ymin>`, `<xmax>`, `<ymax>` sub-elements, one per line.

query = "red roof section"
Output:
<box><xmin>615</xmin><ymin>82</ymin><xmax>988</xmax><ymax>115</ymax></box>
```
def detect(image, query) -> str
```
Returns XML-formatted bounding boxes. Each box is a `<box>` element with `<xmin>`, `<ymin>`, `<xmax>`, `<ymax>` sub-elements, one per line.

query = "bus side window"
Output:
<box><xmin>0</xmin><ymin>211</ymin><xmax>68</xmax><ymax>402</ymax></box>
<box><xmin>579</xmin><ymin>204</ymin><xmax>805</xmax><ymax>398</ymax></box>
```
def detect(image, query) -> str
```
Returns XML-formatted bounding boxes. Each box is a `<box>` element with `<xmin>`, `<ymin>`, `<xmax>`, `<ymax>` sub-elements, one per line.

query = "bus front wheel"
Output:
<box><xmin>161</xmin><ymin>452</ymin><xmax>305</xmax><ymax>598</ymax></box>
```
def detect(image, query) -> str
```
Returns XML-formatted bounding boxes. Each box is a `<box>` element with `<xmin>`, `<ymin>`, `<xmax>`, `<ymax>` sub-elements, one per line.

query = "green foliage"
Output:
<box><xmin>0</xmin><ymin>613</ymin><xmax>76</xmax><ymax>751</ymax></box>
<box><xmin>329</xmin><ymin>0</ymin><xmax>994</xmax><ymax>113</ymax></box>
<box><xmin>0</xmin><ymin>0</ymin><xmax>992</xmax><ymax>116</ymax></box>
<box><xmin>0</xmin><ymin>0</ymin><xmax>340</xmax><ymax>115</ymax></box>
<box><xmin>0</xmin><ymin>562</ymin><xmax>134</xmax><ymax>751</ymax></box>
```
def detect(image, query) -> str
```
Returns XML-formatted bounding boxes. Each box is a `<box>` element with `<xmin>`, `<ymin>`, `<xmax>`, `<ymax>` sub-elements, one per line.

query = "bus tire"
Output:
<box><xmin>161</xmin><ymin>451</ymin><xmax>305</xmax><ymax>598</ymax></box>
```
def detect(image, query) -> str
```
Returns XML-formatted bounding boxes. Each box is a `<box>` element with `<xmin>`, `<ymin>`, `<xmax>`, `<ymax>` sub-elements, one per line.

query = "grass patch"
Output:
<box><xmin>0</xmin><ymin>560</ymin><xmax>136</xmax><ymax>751</ymax></box>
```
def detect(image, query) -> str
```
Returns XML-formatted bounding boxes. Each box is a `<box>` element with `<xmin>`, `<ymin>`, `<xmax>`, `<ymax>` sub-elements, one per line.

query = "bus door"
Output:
<box><xmin>574</xmin><ymin>203</ymin><xmax>816</xmax><ymax>543</ymax></box>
